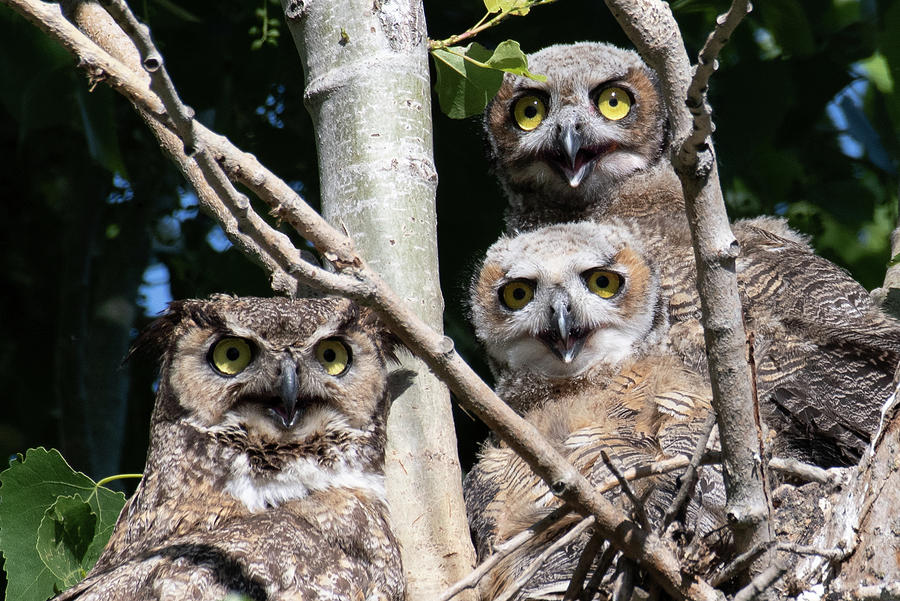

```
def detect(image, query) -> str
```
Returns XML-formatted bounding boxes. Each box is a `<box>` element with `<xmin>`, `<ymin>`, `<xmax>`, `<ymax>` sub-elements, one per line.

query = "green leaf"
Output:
<box><xmin>432</xmin><ymin>43</ymin><xmax>504</xmax><ymax>119</ymax></box>
<box><xmin>486</xmin><ymin>40</ymin><xmax>545</xmax><ymax>80</ymax></box>
<box><xmin>35</xmin><ymin>495</ymin><xmax>97</xmax><ymax>589</ymax></box>
<box><xmin>483</xmin><ymin>0</ymin><xmax>501</xmax><ymax>12</ymax></box>
<box><xmin>0</xmin><ymin>448</ymin><xmax>127</xmax><ymax>601</ymax></box>
<box><xmin>859</xmin><ymin>52</ymin><xmax>894</xmax><ymax>94</ymax></box>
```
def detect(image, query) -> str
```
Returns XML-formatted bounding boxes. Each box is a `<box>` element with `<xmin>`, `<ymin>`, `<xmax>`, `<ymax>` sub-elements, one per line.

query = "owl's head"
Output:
<box><xmin>133</xmin><ymin>295</ymin><xmax>400</xmax><ymax>510</ymax></box>
<box><xmin>485</xmin><ymin>42</ymin><xmax>667</xmax><ymax>207</ymax></box>
<box><xmin>470</xmin><ymin>221</ymin><xmax>667</xmax><ymax>379</ymax></box>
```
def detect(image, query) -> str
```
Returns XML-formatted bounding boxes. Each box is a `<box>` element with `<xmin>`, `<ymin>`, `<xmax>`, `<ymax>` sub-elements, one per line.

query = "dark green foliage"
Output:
<box><xmin>0</xmin><ymin>448</ymin><xmax>127</xmax><ymax>601</ymax></box>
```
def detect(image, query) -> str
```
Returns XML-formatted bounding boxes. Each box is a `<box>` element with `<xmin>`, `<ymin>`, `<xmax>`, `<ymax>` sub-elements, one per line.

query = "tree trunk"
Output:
<box><xmin>279</xmin><ymin>1</ymin><xmax>476</xmax><ymax>598</ymax></box>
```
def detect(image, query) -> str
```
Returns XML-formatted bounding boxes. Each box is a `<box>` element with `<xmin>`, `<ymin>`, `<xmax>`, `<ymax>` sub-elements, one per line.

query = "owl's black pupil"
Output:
<box><xmin>524</xmin><ymin>105</ymin><xmax>537</xmax><ymax>118</ymax></box>
<box><xmin>226</xmin><ymin>346</ymin><xmax>240</xmax><ymax>361</ymax></box>
<box><xmin>513</xmin><ymin>287</ymin><xmax>527</xmax><ymax>300</ymax></box>
<box><xmin>596</xmin><ymin>275</ymin><xmax>610</xmax><ymax>288</ymax></box>
<box><xmin>608</xmin><ymin>96</ymin><xmax>618</xmax><ymax>107</ymax></box>
<box><xmin>323</xmin><ymin>348</ymin><xmax>337</xmax><ymax>362</ymax></box>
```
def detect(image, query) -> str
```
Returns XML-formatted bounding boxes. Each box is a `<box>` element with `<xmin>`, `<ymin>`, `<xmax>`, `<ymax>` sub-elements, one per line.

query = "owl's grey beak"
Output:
<box><xmin>540</xmin><ymin>293</ymin><xmax>587</xmax><ymax>363</ymax></box>
<box><xmin>272</xmin><ymin>358</ymin><xmax>300</xmax><ymax>429</ymax></box>
<box><xmin>555</xmin><ymin>124</ymin><xmax>599</xmax><ymax>189</ymax></box>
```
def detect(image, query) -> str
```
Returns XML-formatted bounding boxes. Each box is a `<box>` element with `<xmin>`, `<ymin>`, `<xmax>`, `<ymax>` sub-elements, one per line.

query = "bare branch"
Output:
<box><xmin>563</xmin><ymin>530</ymin><xmax>605</xmax><ymax>601</ymax></box>
<box><xmin>768</xmin><ymin>457</ymin><xmax>838</xmax><ymax>485</ymax></box>
<box><xmin>600</xmin><ymin>449</ymin><xmax>650</xmax><ymax>531</ymax></box>
<box><xmin>604</xmin><ymin>0</ymin><xmax>772</xmax><ymax>574</ymax></box>
<box><xmin>665</xmin><ymin>412</ymin><xmax>718</xmax><ymax>527</ymax></box>
<box><xmin>496</xmin><ymin>517</ymin><xmax>595</xmax><ymax>601</ymax></box>
<box><xmin>731</xmin><ymin>561</ymin><xmax>787</xmax><ymax>601</ymax></box>
<box><xmin>775</xmin><ymin>543</ymin><xmax>848</xmax><ymax>562</ymax></box>
<box><xmin>678</xmin><ymin>0</ymin><xmax>752</xmax><ymax>168</ymax></box>
<box><xmin>437</xmin><ymin>506</ymin><xmax>572</xmax><ymax>601</ymax></box>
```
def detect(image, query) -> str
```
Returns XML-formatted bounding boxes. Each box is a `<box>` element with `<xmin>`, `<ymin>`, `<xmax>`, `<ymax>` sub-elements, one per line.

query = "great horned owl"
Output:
<box><xmin>55</xmin><ymin>295</ymin><xmax>405</xmax><ymax>601</ymax></box>
<box><xmin>484</xmin><ymin>41</ymin><xmax>900</xmax><ymax>465</ymax></box>
<box><xmin>465</xmin><ymin>222</ymin><xmax>725</xmax><ymax>600</ymax></box>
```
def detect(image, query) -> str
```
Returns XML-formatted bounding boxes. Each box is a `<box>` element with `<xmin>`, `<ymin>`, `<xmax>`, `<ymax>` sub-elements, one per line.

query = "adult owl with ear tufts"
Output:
<box><xmin>54</xmin><ymin>295</ymin><xmax>405</xmax><ymax>601</ymax></box>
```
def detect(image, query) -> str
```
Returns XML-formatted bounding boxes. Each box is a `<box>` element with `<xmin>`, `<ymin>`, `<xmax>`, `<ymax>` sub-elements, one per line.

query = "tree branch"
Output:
<box><xmin>603</xmin><ymin>0</ymin><xmax>771</xmax><ymax>575</ymax></box>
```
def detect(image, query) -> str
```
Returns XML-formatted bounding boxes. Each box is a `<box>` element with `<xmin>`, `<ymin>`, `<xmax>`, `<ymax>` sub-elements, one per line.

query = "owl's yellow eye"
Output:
<box><xmin>210</xmin><ymin>337</ymin><xmax>253</xmax><ymax>376</ymax></box>
<box><xmin>584</xmin><ymin>270</ymin><xmax>623</xmax><ymax>299</ymax></box>
<box><xmin>513</xmin><ymin>95</ymin><xmax>547</xmax><ymax>131</ymax></box>
<box><xmin>316</xmin><ymin>339</ymin><xmax>351</xmax><ymax>376</ymax></box>
<box><xmin>596</xmin><ymin>86</ymin><xmax>632</xmax><ymax>121</ymax></box>
<box><xmin>499</xmin><ymin>280</ymin><xmax>535</xmax><ymax>310</ymax></box>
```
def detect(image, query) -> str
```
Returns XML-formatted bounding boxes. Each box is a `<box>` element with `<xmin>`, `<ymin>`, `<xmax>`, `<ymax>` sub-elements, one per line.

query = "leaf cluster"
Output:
<box><xmin>0</xmin><ymin>449</ymin><xmax>128</xmax><ymax>601</ymax></box>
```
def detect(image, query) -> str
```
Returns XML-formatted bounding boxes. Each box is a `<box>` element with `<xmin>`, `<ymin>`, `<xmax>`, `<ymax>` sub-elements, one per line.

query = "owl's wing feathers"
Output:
<box><xmin>464</xmin><ymin>357</ymin><xmax>724</xmax><ymax>599</ymax></box>
<box><xmin>57</xmin><ymin>509</ymin><xmax>400</xmax><ymax>601</ymax></box>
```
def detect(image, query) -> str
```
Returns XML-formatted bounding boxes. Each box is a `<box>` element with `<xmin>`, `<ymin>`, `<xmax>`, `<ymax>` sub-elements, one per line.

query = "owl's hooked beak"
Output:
<box><xmin>539</xmin><ymin>293</ymin><xmax>587</xmax><ymax>364</ymax></box>
<box><xmin>270</xmin><ymin>358</ymin><xmax>300</xmax><ymax>429</ymax></box>
<box><xmin>554</xmin><ymin>124</ymin><xmax>603</xmax><ymax>189</ymax></box>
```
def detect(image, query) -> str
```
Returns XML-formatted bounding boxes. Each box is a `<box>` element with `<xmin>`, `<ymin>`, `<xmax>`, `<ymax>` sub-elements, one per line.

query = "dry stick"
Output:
<box><xmin>710</xmin><ymin>541</ymin><xmax>770</xmax><ymax>587</ymax></box>
<box><xmin>600</xmin><ymin>450</ymin><xmax>650</xmax><ymax>531</ymax></box>
<box><xmin>768</xmin><ymin>457</ymin><xmax>835</xmax><ymax>485</ymax></box>
<box><xmin>612</xmin><ymin>558</ymin><xmax>637</xmax><ymax>601</ymax></box>
<box><xmin>604</xmin><ymin>0</ymin><xmax>770</xmax><ymax>578</ymax></box>
<box><xmin>495</xmin><ymin>517</ymin><xmax>595</xmax><ymax>601</ymax></box>
<box><xmin>664</xmin><ymin>412</ymin><xmax>718</xmax><ymax>528</ymax></box>
<box><xmin>440</xmin><ymin>452</ymin><xmax>722</xmax><ymax>600</ymax></box>
<box><xmin>436</xmin><ymin>505</ymin><xmax>572</xmax><ymax>601</ymax></box>
<box><xmin>775</xmin><ymin>543</ymin><xmax>847</xmax><ymax>562</ymax></box>
<box><xmin>2</xmin><ymin>2</ymin><xmax>722</xmax><ymax>599</ymax></box>
<box><xmin>582</xmin><ymin>544</ymin><xmax>618</xmax><ymax>600</ymax></box>
<box><xmin>731</xmin><ymin>561</ymin><xmax>787</xmax><ymax>601</ymax></box>
<box><xmin>563</xmin><ymin>529</ymin><xmax>605</xmax><ymax>601</ymax></box>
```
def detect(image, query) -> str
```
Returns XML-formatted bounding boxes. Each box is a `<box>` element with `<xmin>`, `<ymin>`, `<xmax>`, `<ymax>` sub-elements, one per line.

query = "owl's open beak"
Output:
<box><xmin>271</xmin><ymin>358</ymin><xmax>300</xmax><ymax>429</ymax></box>
<box><xmin>539</xmin><ymin>294</ymin><xmax>587</xmax><ymax>363</ymax></box>
<box><xmin>554</xmin><ymin>124</ymin><xmax>602</xmax><ymax>188</ymax></box>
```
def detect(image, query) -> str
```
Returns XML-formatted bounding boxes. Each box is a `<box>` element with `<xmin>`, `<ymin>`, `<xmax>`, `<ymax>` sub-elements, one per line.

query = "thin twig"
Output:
<box><xmin>775</xmin><ymin>543</ymin><xmax>848</xmax><ymax>562</ymax></box>
<box><xmin>731</xmin><ymin>560</ymin><xmax>787</xmax><ymax>601</ymax></box>
<box><xmin>710</xmin><ymin>540</ymin><xmax>771</xmax><ymax>587</ymax></box>
<box><xmin>678</xmin><ymin>0</ymin><xmax>752</xmax><ymax>167</ymax></box>
<box><xmin>600</xmin><ymin>449</ymin><xmax>650</xmax><ymax>531</ymax></box>
<box><xmin>437</xmin><ymin>505</ymin><xmax>572</xmax><ymax>601</ymax></box>
<box><xmin>582</xmin><ymin>544</ymin><xmax>617</xmax><ymax>601</ymax></box>
<box><xmin>496</xmin><ymin>517</ymin><xmax>595</xmax><ymax>601</ymax></box>
<box><xmin>611</xmin><ymin>557</ymin><xmax>637</xmax><ymax>601</ymax></box>
<box><xmin>427</xmin><ymin>0</ymin><xmax>557</xmax><ymax>50</ymax></box>
<box><xmin>563</xmin><ymin>529</ymin><xmax>605</xmax><ymax>601</ymax></box>
<box><xmin>768</xmin><ymin>457</ymin><xmax>838</xmax><ymax>485</ymax></box>
<box><xmin>664</xmin><ymin>412</ymin><xmax>717</xmax><ymax>528</ymax></box>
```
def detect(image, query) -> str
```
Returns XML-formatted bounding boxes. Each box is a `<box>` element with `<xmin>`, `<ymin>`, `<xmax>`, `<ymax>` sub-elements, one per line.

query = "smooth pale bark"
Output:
<box><xmin>279</xmin><ymin>1</ymin><xmax>476</xmax><ymax>598</ymax></box>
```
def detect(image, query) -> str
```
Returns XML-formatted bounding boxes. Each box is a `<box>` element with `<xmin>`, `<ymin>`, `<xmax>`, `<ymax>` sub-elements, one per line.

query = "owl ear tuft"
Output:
<box><xmin>126</xmin><ymin>299</ymin><xmax>224</xmax><ymax>366</ymax></box>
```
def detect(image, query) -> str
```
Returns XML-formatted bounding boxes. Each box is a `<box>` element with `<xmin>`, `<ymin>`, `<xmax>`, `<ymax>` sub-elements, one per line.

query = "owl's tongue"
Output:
<box><xmin>559</xmin><ymin>150</ymin><xmax>599</xmax><ymax>188</ymax></box>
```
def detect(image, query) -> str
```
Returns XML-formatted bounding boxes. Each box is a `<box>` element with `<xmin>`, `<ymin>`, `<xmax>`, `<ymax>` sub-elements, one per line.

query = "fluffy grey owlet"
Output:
<box><xmin>465</xmin><ymin>221</ymin><xmax>726</xmax><ymax>600</ymax></box>
<box><xmin>484</xmin><ymin>41</ymin><xmax>900</xmax><ymax>466</ymax></box>
<box><xmin>54</xmin><ymin>295</ymin><xmax>405</xmax><ymax>601</ymax></box>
